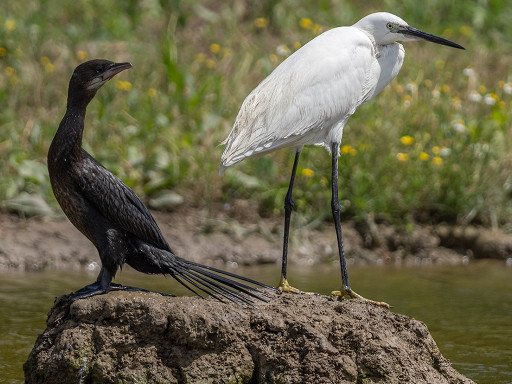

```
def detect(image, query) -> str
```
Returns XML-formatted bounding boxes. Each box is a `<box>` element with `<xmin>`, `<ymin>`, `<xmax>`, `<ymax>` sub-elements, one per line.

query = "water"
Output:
<box><xmin>1</xmin><ymin>261</ymin><xmax>511</xmax><ymax>383</ymax></box>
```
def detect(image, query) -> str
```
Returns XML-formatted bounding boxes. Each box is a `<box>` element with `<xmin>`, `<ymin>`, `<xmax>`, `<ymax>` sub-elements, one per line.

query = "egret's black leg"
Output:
<box><xmin>278</xmin><ymin>149</ymin><xmax>303</xmax><ymax>293</ymax></box>
<box><xmin>329</xmin><ymin>142</ymin><xmax>390</xmax><ymax>308</ymax></box>
<box><xmin>329</xmin><ymin>143</ymin><xmax>351</xmax><ymax>293</ymax></box>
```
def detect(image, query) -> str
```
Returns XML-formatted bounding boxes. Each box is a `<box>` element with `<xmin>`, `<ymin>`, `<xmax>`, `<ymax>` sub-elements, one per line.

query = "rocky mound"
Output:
<box><xmin>24</xmin><ymin>291</ymin><xmax>474</xmax><ymax>384</ymax></box>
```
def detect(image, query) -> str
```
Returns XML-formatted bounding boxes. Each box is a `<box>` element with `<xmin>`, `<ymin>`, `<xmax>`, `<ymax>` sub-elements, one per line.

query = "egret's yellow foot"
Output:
<box><xmin>331</xmin><ymin>288</ymin><xmax>391</xmax><ymax>309</ymax></box>
<box><xmin>277</xmin><ymin>277</ymin><xmax>303</xmax><ymax>294</ymax></box>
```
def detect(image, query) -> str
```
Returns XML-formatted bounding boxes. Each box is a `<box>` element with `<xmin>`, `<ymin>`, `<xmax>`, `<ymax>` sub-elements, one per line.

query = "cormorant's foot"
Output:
<box><xmin>70</xmin><ymin>283</ymin><xmax>107</xmax><ymax>301</ymax></box>
<box><xmin>330</xmin><ymin>288</ymin><xmax>391</xmax><ymax>309</ymax></box>
<box><xmin>70</xmin><ymin>283</ymin><xmax>174</xmax><ymax>301</ymax></box>
<box><xmin>108</xmin><ymin>283</ymin><xmax>174</xmax><ymax>297</ymax></box>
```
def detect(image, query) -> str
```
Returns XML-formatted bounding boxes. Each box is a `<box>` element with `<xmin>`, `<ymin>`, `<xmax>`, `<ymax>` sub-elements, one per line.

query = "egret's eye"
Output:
<box><xmin>386</xmin><ymin>23</ymin><xmax>393</xmax><ymax>30</ymax></box>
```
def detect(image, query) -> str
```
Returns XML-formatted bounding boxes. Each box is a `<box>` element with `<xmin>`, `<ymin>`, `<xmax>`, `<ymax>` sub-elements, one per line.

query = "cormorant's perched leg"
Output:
<box><xmin>278</xmin><ymin>149</ymin><xmax>303</xmax><ymax>294</ymax></box>
<box><xmin>329</xmin><ymin>142</ymin><xmax>390</xmax><ymax>308</ymax></box>
<box><xmin>70</xmin><ymin>267</ymin><xmax>174</xmax><ymax>301</ymax></box>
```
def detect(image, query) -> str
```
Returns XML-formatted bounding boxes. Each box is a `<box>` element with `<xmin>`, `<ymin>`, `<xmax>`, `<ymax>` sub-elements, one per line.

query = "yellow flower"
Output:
<box><xmin>147</xmin><ymin>88</ymin><xmax>157</xmax><ymax>98</ymax></box>
<box><xmin>312</xmin><ymin>24</ymin><xmax>323</xmax><ymax>35</ymax></box>
<box><xmin>254</xmin><ymin>18</ymin><xmax>268</xmax><ymax>28</ymax></box>
<box><xmin>424</xmin><ymin>79</ymin><xmax>432</xmax><ymax>88</ymax></box>
<box><xmin>498</xmin><ymin>80</ymin><xmax>505</xmax><ymax>88</ymax></box>
<box><xmin>498</xmin><ymin>100</ymin><xmax>506</xmax><ymax>109</ymax></box>
<box><xmin>76</xmin><ymin>50</ymin><xmax>88</xmax><ymax>60</ymax></box>
<box><xmin>299</xmin><ymin>17</ymin><xmax>313</xmax><ymax>29</ymax></box>
<box><xmin>443</xmin><ymin>28</ymin><xmax>454</xmax><ymax>37</ymax></box>
<box><xmin>478</xmin><ymin>84</ymin><xmax>487</xmax><ymax>93</ymax></box>
<box><xmin>419</xmin><ymin>152</ymin><xmax>429</xmax><ymax>162</ymax></box>
<box><xmin>206</xmin><ymin>59</ymin><xmax>216</xmax><ymax>68</ymax></box>
<box><xmin>400</xmin><ymin>135</ymin><xmax>414</xmax><ymax>145</ymax></box>
<box><xmin>222</xmin><ymin>48</ymin><xmax>232</xmax><ymax>57</ymax></box>
<box><xmin>115</xmin><ymin>80</ymin><xmax>132</xmax><ymax>91</ymax></box>
<box><xmin>293</xmin><ymin>41</ymin><xmax>301</xmax><ymax>50</ymax></box>
<box><xmin>433</xmin><ymin>156</ymin><xmax>443</xmax><ymax>166</ymax></box>
<box><xmin>210</xmin><ymin>43</ymin><xmax>220</xmax><ymax>54</ymax></box>
<box><xmin>0</xmin><ymin>47</ymin><xmax>6</xmax><ymax>57</ymax></box>
<box><xmin>40</xmin><ymin>56</ymin><xmax>51</xmax><ymax>65</ymax></box>
<box><xmin>195</xmin><ymin>53</ymin><xmax>206</xmax><ymax>63</ymax></box>
<box><xmin>441</xmin><ymin>84</ymin><xmax>450</xmax><ymax>93</ymax></box>
<box><xmin>435</xmin><ymin>59</ymin><xmax>445</xmax><ymax>69</ymax></box>
<box><xmin>302</xmin><ymin>168</ymin><xmax>314</xmax><ymax>177</ymax></box>
<box><xmin>45</xmin><ymin>63</ymin><xmax>55</xmax><ymax>73</ymax></box>
<box><xmin>4</xmin><ymin>20</ymin><xmax>16</xmax><ymax>31</ymax></box>
<box><xmin>432</xmin><ymin>146</ymin><xmax>440</xmax><ymax>155</ymax></box>
<box><xmin>340</xmin><ymin>145</ymin><xmax>354</xmax><ymax>155</ymax></box>
<box><xmin>5</xmin><ymin>67</ymin><xmax>16</xmax><ymax>76</ymax></box>
<box><xmin>394</xmin><ymin>84</ymin><xmax>404</xmax><ymax>93</ymax></box>
<box><xmin>460</xmin><ymin>25</ymin><xmax>472</xmax><ymax>36</ymax></box>
<box><xmin>269</xmin><ymin>54</ymin><xmax>278</xmax><ymax>64</ymax></box>
<box><xmin>396</xmin><ymin>153</ymin><xmax>409</xmax><ymax>162</ymax></box>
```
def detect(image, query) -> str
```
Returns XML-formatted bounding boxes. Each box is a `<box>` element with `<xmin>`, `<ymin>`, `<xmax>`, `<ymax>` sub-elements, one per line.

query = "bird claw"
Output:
<box><xmin>277</xmin><ymin>277</ymin><xmax>304</xmax><ymax>294</ymax></box>
<box><xmin>331</xmin><ymin>289</ymin><xmax>391</xmax><ymax>309</ymax></box>
<box><xmin>277</xmin><ymin>277</ymin><xmax>318</xmax><ymax>295</ymax></box>
<box><xmin>70</xmin><ymin>282</ymin><xmax>174</xmax><ymax>301</ymax></box>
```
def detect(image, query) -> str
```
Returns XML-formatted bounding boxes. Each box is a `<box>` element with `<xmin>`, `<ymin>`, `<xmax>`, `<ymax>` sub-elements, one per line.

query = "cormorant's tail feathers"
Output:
<box><xmin>165</xmin><ymin>257</ymin><xmax>275</xmax><ymax>307</ymax></box>
<box><xmin>186</xmin><ymin>261</ymin><xmax>273</xmax><ymax>297</ymax></box>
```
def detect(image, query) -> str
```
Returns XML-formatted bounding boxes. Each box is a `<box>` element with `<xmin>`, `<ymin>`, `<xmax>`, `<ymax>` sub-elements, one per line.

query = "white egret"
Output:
<box><xmin>220</xmin><ymin>12</ymin><xmax>464</xmax><ymax>306</ymax></box>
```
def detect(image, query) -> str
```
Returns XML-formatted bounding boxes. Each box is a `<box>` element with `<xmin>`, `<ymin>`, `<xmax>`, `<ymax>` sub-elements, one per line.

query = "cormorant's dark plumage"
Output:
<box><xmin>48</xmin><ymin>59</ymin><xmax>270</xmax><ymax>304</ymax></box>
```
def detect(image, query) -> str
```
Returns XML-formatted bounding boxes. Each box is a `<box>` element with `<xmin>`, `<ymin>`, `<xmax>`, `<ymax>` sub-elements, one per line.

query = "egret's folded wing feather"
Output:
<box><xmin>221</xmin><ymin>27</ymin><xmax>377</xmax><ymax>168</ymax></box>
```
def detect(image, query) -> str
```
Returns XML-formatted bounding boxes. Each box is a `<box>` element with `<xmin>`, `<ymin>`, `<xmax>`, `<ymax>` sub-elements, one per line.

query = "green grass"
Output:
<box><xmin>1</xmin><ymin>0</ymin><xmax>511</xmax><ymax>228</ymax></box>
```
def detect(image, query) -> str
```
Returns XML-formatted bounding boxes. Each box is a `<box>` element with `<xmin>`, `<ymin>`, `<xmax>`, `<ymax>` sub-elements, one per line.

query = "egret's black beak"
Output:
<box><xmin>102</xmin><ymin>62</ymin><xmax>132</xmax><ymax>81</ymax></box>
<box><xmin>401</xmin><ymin>26</ymin><xmax>465</xmax><ymax>49</ymax></box>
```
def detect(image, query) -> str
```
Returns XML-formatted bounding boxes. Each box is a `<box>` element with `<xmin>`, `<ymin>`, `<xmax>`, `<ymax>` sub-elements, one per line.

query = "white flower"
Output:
<box><xmin>452</xmin><ymin>120</ymin><xmax>466</xmax><ymax>133</ymax></box>
<box><xmin>406</xmin><ymin>82</ymin><xmax>417</xmax><ymax>92</ymax></box>
<box><xmin>484</xmin><ymin>93</ymin><xmax>496</xmax><ymax>105</ymax></box>
<box><xmin>440</xmin><ymin>147</ymin><xmax>451</xmax><ymax>156</ymax></box>
<box><xmin>504</xmin><ymin>83</ymin><xmax>512</xmax><ymax>95</ymax></box>
<box><xmin>468</xmin><ymin>90</ymin><xmax>482</xmax><ymax>102</ymax></box>
<box><xmin>463</xmin><ymin>67</ymin><xmax>475</xmax><ymax>77</ymax></box>
<box><xmin>276</xmin><ymin>44</ymin><xmax>290</xmax><ymax>56</ymax></box>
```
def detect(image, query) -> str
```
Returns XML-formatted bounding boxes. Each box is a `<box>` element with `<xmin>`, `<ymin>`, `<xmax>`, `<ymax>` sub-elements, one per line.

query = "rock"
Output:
<box><xmin>24</xmin><ymin>291</ymin><xmax>474</xmax><ymax>384</ymax></box>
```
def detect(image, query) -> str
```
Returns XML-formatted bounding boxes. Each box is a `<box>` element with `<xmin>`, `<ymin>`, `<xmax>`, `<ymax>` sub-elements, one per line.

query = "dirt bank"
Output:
<box><xmin>1</xmin><ymin>207</ymin><xmax>511</xmax><ymax>272</ymax></box>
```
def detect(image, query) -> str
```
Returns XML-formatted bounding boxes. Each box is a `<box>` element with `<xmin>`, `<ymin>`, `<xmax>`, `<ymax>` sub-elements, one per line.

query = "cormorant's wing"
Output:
<box><xmin>75</xmin><ymin>153</ymin><xmax>171</xmax><ymax>251</ymax></box>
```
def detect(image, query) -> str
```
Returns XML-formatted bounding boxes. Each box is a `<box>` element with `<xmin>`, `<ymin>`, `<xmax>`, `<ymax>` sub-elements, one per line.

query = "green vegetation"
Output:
<box><xmin>1</xmin><ymin>0</ymin><xmax>511</xmax><ymax>228</ymax></box>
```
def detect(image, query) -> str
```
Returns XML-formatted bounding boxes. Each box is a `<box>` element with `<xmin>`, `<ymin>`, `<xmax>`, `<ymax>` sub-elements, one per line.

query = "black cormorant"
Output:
<box><xmin>48</xmin><ymin>59</ymin><xmax>270</xmax><ymax>305</ymax></box>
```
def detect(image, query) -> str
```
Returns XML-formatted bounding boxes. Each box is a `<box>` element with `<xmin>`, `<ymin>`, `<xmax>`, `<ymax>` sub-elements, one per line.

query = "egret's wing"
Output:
<box><xmin>74</xmin><ymin>154</ymin><xmax>171</xmax><ymax>251</ymax></box>
<box><xmin>221</xmin><ymin>27</ymin><xmax>377</xmax><ymax>168</ymax></box>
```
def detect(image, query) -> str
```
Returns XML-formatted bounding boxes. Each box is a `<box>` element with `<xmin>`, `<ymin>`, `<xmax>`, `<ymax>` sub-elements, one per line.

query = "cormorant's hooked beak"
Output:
<box><xmin>101</xmin><ymin>62</ymin><xmax>133</xmax><ymax>81</ymax></box>
<box><xmin>400</xmin><ymin>26</ymin><xmax>465</xmax><ymax>49</ymax></box>
<box><xmin>86</xmin><ymin>62</ymin><xmax>132</xmax><ymax>91</ymax></box>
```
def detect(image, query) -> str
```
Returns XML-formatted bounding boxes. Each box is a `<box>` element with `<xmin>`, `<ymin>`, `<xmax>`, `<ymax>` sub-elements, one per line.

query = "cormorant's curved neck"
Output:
<box><xmin>51</xmin><ymin>101</ymin><xmax>88</xmax><ymax>160</ymax></box>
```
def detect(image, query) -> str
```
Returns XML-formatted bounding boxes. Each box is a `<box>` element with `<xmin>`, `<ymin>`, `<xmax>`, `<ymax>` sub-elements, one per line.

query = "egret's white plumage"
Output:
<box><xmin>221</xmin><ymin>13</ymin><xmax>462</xmax><ymax>171</ymax></box>
<box><xmin>220</xmin><ymin>12</ymin><xmax>464</xmax><ymax>302</ymax></box>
